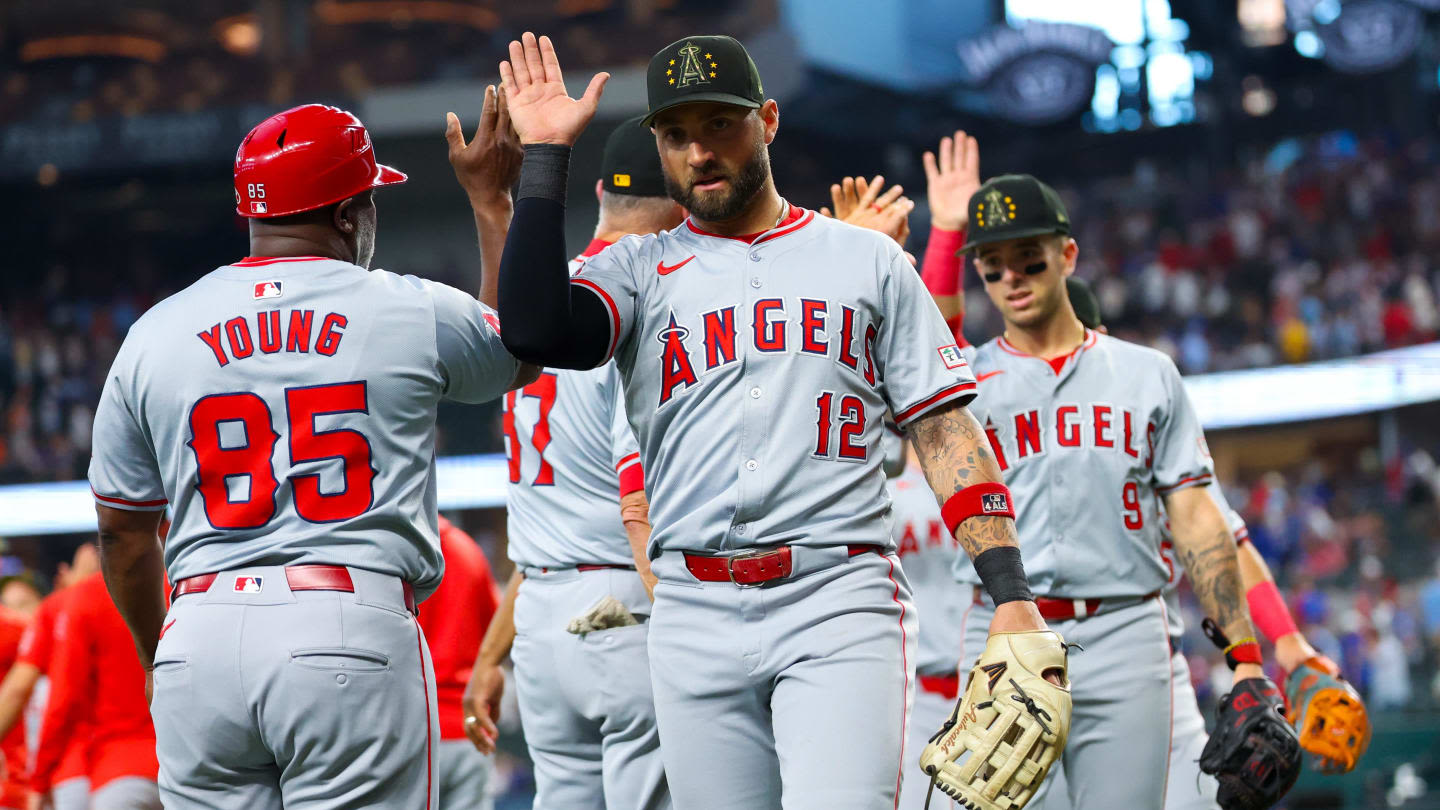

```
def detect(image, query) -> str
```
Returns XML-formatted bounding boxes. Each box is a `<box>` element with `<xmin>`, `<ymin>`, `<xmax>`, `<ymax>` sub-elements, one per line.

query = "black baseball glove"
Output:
<box><xmin>1200</xmin><ymin>677</ymin><xmax>1302</xmax><ymax>810</ymax></box>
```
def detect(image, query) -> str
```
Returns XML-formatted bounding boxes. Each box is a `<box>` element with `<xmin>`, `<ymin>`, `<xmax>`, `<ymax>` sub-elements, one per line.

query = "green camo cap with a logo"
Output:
<box><xmin>643</xmin><ymin>35</ymin><xmax>764</xmax><ymax>126</ymax></box>
<box><xmin>961</xmin><ymin>174</ymin><xmax>1071</xmax><ymax>253</ymax></box>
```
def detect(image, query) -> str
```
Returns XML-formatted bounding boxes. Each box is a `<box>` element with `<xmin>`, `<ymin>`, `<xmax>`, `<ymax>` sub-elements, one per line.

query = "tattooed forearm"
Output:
<box><xmin>1166</xmin><ymin>486</ymin><xmax>1255</xmax><ymax>643</ymax></box>
<box><xmin>905</xmin><ymin>401</ymin><xmax>1018</xmax><ymax>559</ymax></box>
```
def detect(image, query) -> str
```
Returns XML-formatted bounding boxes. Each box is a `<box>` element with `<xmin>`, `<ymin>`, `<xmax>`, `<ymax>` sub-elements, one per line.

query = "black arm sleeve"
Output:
<box><xmin>497</xmin><ymin>147</ymin><xmax>613</xmax><ymax>369</ymax></box>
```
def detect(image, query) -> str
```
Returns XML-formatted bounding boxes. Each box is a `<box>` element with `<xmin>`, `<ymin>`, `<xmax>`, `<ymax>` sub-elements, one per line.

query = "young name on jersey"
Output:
<box><xmin>197</xmin><ymin>309</ymin><xmax>349</xmax><ymax>367</ymax></box>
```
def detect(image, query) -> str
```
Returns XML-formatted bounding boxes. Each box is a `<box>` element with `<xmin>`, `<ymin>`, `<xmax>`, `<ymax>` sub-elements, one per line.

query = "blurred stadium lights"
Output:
<box><xmin>18</xmin><ymin>34</ymin><xmax>167</xmax><ymax>64</ymax></box>
<box><xmin>7</xmin><ymin>342</ymin><xmax>1440</xmax><ymax>536</ymax></box>
<box><xmin>313</xmin><ymin>0</ymin><xmax>501</xmax><ymax>30</ymax></box>
<box><xmin>1241</xmin><ymin>74</ymin><xmax>1277</xmax><ymax>115</ymax></box>
<box><xmin>215</xmin><ymin>16</ymin><xmax>262</xmax><ymax>57</ymax></box>
<box><xmin>1238</xmin><ymin>0</ymin><xmax>1288</xmax><ymax>46</ymax></box>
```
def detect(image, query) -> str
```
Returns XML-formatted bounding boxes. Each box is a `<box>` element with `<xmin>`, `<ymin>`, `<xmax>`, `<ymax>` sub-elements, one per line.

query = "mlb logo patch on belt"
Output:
<box><xmin>233</xmin><ymin>576</ymin><xmax>264</xmax><ymax>593</ymax></box>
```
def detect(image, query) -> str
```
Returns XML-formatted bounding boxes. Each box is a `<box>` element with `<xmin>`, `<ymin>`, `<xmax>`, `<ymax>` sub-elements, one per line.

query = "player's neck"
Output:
<box><xmin>248</xmin><ymin>231</ymin><xmax>353</xmax><ymax>264</ymax></box>
<box><xmin>688</xmin><ymin>183</ymin><xmax>786</xmax><ymax>238</ymax></box>
<box><xmin>1002</xmin><ymin>312</ymin><xmax>1087</xmax><ymax>359</ymax></box>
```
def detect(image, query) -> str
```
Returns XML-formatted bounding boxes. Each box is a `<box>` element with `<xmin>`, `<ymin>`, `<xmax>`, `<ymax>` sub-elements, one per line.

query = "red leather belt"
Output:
<box><xmin>684</xmin><ymin>545</ymin><xmax>880</xmax><ymax>586</ymax></box>
<box><xmin>973</xmin><ymin>589</ymin><xmax>1159</xmax><ymax>621</ymax></box>
<box><xmin>919</xmin><ymin>673</ymin><xmax>960</xmax><ymax>700</ymax></box>
<box><xmin>171</xmin><ymin>565</ymin><xmax>417</xmax><ymax>615</ymax></box>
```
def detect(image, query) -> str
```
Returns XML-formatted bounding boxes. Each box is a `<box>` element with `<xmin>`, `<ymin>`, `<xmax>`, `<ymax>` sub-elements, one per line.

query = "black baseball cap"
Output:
<box><xmin>601</xmin><ymin>116</ymin><xmax>666</xmax><ymax>197</ymax></box>
<box><xmin>961</xmin><ymin>174</ymin><xmax>1071</xmax><ymax>253</ymax></box>
<box><xmin>643</xmin><ymin>35</ymin><xmax>764</xmax><ymax>126</ymax></box>
<box><xmin>1066</xmin><ymin>276</ymin><xmax>1102</xmax><ymax>329</ymax></box>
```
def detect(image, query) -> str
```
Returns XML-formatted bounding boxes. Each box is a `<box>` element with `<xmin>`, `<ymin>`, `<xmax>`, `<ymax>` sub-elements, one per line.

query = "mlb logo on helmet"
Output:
<box><xmin>982</xmin><ymin>493</ymin><xmax>1010</xmax><ymax>514</ymax></box>
<box><xmin>233</xmin><ymin>576</ymin><xmax>264</xmax><ymax>593</ymax></box>
<box><xmin>253</xmin><ymin>281</ymin><xmax>283</xmax><ymax>300</ymax></box>
<box><xmin>252</xmin><ymin>201</ymin><xmax>268</xmax><ymax>214</ymax></box>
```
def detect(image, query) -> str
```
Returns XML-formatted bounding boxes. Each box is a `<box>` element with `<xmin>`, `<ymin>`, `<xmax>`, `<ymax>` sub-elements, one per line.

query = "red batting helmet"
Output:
<box><xmin>234</xmin><ymin>104</ymin><xmax>406</xmax><ymax>218</ymax></box>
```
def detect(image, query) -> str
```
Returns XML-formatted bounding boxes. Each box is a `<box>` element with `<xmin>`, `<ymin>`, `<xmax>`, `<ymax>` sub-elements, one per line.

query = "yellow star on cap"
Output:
<box><xmin>666</xmin><ymin>69</ymin><xmax>672</xmax><ymax>75</ymax></box>
<box><xmin>668</xmin><ymin>78</ymin><xmax>675</xmax><ymax>85</ymax></box>
<box><xmin>705</xmin><ymin>53</ymin><xmax>712</xmax><ymax>59</ymax></box>
<box><xmin>709</xmin><ymin>71</ymin><xmax>716</xmax><ymax>77</ymax></box>
<box><xmin>669</xmin><ymin>59</ymin><xmax>675</xmax><ymax>65</ymax></box>
<box><xmin>710</xmin><ymin>62</ymin><xmax>717</xmax><ymax>68</ymax></box>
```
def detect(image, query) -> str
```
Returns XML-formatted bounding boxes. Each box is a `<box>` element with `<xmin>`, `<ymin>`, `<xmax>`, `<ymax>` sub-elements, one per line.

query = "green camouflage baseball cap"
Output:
<box><xmin>643</xmin><ymin>35</ymin><xmax>764</xmax><ymax>126</ymax></box>
<box><xmin>961</xmin><ymin>174</ymin><xmax>1071</xmax><ymax>253</ymax></box>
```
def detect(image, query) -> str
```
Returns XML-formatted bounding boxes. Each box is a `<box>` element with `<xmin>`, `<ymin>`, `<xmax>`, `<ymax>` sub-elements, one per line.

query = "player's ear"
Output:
<box><xmin>1060</xmin><ymin>237</ymin><xmax>1078</xmax><ymax>273</ymax></box>
<box><xmin>595</xmin><ymin>178</ymin><xmax>605</xmax><ymax>203</ymax></box>
<box><xmin>760</xmin><ymin>100</ymin><xmax>779</xmax><ymax>145</ymax></box>
<box><xmin>333</xmin><ymin>197</ymin><xmax>357</xmax><ymax>235</ymax></box>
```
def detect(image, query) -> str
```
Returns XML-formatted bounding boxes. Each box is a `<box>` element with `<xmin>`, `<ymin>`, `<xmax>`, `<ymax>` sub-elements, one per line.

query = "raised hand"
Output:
<box><xmin>498</xmin><ymin>32</ymin><xmax>609</xmax><ymax>146</ymax></box>
<box><xmin>922</xmin><ymin>130</ymin><xmax>981</xmax><ymax>232</ymax></box>
<box><xmin>445</xmin><ymin>84</ymin><xmax>524</xmax><ymax>206</ymax></box>
<box><xmin>819</xmin><ymin>175</ymin><xmax>914</xmax><ymax>246</ymax></box>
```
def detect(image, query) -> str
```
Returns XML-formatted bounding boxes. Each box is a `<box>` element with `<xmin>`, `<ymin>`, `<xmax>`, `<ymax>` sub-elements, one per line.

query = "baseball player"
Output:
<box><xmin>492</xmin><ymin>32</ymin><xmax>1070</xmax><ymax>809</ymax></box>
<box><xmin>87</xmin><ymin>102</ymin><xmax>530</xmax><ymax>808</ymax></box>
<box><xmin>0</xmin><ymin>544</ymin><xmax>99</xmax><ymax>810</ymax></box>
<box><xmin>417</xmin><ymin>516</ymin><xmax>502</xmax><ymax>809</ymax></box>
<box><xmin>956</xmin><ymin>173</ymin><xmax>1297</xmax><ymax>809</ymax></box>
<box><xmin>0</xmin><ymin>609</ymin><xmax>26</xmax><ymax>810</ymax></box>
<box><xmin>451</xmin><ymin>111</ymin><xmax>678</xmax><ymax>809</ymax></box>
<box><xmin>31</xmin><ymin>571</ymin><xmax>159</xmax><ymax>809</ymax></box>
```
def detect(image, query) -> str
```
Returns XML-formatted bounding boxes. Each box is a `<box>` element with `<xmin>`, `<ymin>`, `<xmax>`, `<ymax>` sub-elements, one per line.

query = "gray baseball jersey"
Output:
<box><xmin>958</xmin><ymin>330</ymin><xmax>1214</xmax><ymax>598</ymax></box>
<box><xmin>503</xmin><ymin>248</ymin><xmax>643</xmax><ymax>569</ymax></box>
<box><xmin>571</xmin><ymin>206</ymin><xmax>976</xmax><ymax>556</ymax></box>
<box><xmin>88</xmin><ymin>256</ymin><xmax>519</xmax><ymax>598</ymax></box>
<box><xmin>886</xmin><ymin>457</ymin><xmax>966</xmax><ymax>677</ymax></box>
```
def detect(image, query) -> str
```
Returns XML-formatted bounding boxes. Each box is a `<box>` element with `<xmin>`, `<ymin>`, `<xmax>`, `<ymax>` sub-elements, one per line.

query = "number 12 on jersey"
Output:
<box><xmin>813</xmin><ymin>391</ymin><xmax>867</xmax><ymax>462</ymax></box>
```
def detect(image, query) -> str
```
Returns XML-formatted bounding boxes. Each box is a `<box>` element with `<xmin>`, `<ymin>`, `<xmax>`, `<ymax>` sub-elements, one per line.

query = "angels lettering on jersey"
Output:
<box><xmin>982</xmin><ymin>402</ymin><xmax>1157</xmax><ymax>472</ymax></box>
<box><xmin>651</xmin><ymin>300</ymin><xmax>884</xmax><ymax>409</ymax></box>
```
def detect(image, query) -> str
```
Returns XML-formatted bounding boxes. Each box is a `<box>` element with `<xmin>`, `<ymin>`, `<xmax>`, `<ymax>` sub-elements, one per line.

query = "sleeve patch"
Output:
<box><xmin>937</xmin><ymin>344</ymin><xmax>967</xmax><ymax>370</ymax></box>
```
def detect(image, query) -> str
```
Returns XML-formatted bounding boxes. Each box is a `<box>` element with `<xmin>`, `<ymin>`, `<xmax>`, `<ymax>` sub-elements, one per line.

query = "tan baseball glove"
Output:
<box><xmin>919</xmin><ymin>630</ymin><xmax>1071</xmax><ymax>810</ymax></box>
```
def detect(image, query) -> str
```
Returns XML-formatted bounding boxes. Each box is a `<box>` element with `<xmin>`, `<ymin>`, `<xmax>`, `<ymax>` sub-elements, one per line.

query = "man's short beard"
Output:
<box><xmin>664</xmin><ymin>140</ymin><xmax>770</xmax><ymax>222</ymax></box>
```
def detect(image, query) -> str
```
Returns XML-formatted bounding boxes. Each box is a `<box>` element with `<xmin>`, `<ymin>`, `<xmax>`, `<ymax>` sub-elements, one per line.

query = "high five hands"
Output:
<box><xmin>498</xmin><ymin>32</ymin><xmax>609</xmax><ymax>147</ymax></box>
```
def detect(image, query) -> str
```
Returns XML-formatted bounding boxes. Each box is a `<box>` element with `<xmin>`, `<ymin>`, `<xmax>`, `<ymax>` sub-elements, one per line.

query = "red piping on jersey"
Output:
<box><xmin>415</xmin><ymin>619</ymin><xmax>434</xmax><ymax>810</ymax></box>
<box><xmin>580</xmin><ymin>238</ymin><xmax>613</xmax><ymax>258</ymax></box>
<box><xmin>1155</xmin><ymin>473</ymin><xmax>1214</xmax><ymax>494</ymax></box>
<box><xmin>571</xmin><ymin>278</ymin><xmax>621</xmax><ymax>362</ymax></box>
<box><xmin>893</xmin><ymin>382</ymin><xmax>977</xmax><ymax>426</ymax></box>
<box><xmin>996</xmin><ymin>329</ymin><xmax>1098</xmax><ymax>375</ymax></box>
<box><xmin>616</xmin><ymin>453</ymin><xmax>645</xmax><ymax>498</ymax></box>
<box><xmin>1234</xmin><ymin>525</ymin><xmax>1251</xmax><ymax>545</ymax></box>
<box><xmin>232</xmin><ymin>256</ymin><xmax>328</xmax><ymax>267</ymax></box>
<box><xmin>684</xmin><ymin>205</ymin><xmax>813</xmax><ymax>244</ymax></box>
<box><xmin>91</xmin><ymin>489</ymin><xmax>168</xmax><ymax>508</ymax></box>
<box><xmin>885</xmin><ymin>554</ymin><xmax>910</xmax><ymax>810</ymax></box>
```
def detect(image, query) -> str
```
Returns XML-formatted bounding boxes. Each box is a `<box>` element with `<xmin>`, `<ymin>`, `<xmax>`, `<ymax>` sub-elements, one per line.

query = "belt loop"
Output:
<box><xmin>1073</xmin><ymin>599</ymin><xmax>1088</xmax><ymax>619</ymax></box>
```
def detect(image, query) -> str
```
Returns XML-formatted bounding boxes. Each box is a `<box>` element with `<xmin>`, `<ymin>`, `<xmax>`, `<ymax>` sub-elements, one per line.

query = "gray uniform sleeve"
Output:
<box><xmin>1151</xmin><ymin>359</ymin><xmax>1215</xmax><ymax>496</ymax></box>
<box><xmin>88</xmin><ymin>343</ymin><xmax>167</xmax><ymax>511</ymax></box>
<box><xmin>875</xmin><ymin>249</ymin><xmax>978</xmax><ymax>428</ymax></box>
<box><xmin>569</xmin><ymin>242</ymin><xmax>640</xmax><ymax>365</ymax></box>
<box><xmin>427</xmin><ymin>279</ymin><xmax>523</xmax><ymax>404</ymax></box>
<box><xmin>607</xmin><ymin>366</ymin><xmax>642</xmax><ymax>492</ymax></box>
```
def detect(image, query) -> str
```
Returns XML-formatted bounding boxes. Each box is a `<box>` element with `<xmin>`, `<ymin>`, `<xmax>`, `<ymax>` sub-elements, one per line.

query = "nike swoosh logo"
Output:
<box><xmin>976</xmin><ymin>370</ymin><xmax>1005</xmax><ymax>382</ymax></box>
<box><xmin>159</xmin><ymin>619</ymin><xmax>176</xmax><ymax>640</ymax></box>
<box><xmin>657</xmin><ymin>256</ymin><xmax>696</xmax><ymax>276</ymax></box>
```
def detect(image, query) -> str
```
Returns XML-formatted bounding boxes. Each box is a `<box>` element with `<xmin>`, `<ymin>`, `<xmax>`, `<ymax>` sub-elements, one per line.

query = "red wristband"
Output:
<box><xmin>941</xmin><ymin>483</ymin><xmax>1015</xmax><ymax>537</ymax></box>
<box><xmin>1246</xmin><ymin>580</ymin><xmax>1299</xmax><ymax>643</ymax></box>
<box><xmin>921</xmin><ymin>226</ymin><xmax>965</xmax><ymax>296</ymax></box>
<box><xmin>1225</xmin><ymin>639</ymin><xmax>1264</xmax><ymax>667</ymax></box>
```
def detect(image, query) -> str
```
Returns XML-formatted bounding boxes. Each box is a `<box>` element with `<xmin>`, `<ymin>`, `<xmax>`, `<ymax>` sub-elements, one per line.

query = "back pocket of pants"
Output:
<box><xmin>290</xmin><ymin>647</ymin><xmax>391</xmax><ymax>672</ymax></box>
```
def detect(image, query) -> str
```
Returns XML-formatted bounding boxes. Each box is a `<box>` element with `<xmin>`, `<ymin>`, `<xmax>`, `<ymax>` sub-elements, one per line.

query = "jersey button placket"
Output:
<box><xmin>733</xmin><ymin>245</ymin><xmax>764</xmax><ymax>547</ymax></box>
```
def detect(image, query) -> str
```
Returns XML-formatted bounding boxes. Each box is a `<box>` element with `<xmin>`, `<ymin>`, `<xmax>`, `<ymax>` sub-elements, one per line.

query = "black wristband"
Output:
<box><xmin>517</xmin><ymin>144</ymin><xmax>571</xmax><ymax>205</ymax></box>
<box><xmin>973</xmin><ymin>546</ymin><xmax>1034</xmax><ymax>606</ymax></box>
